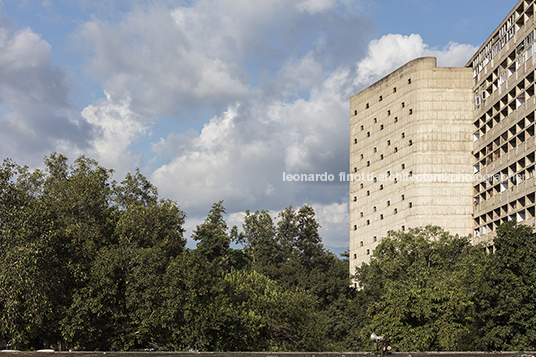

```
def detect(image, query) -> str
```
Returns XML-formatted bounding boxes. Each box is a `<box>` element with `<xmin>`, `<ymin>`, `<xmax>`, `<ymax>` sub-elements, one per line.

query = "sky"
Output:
<box><xmin>0</xmin><ymin>0</ymin><xmax>518</xmax><ymax>253</ymax></box>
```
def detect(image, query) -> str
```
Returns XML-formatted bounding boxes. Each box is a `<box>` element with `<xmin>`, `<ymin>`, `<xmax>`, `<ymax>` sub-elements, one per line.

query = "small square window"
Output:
<box><xmin>373</xmin><ymin>206</ymin><xmax>377</xmax><ymax>212</ymax></box>
<box><xmin>387</xmin><ymin>110</ymin><xmax>391</xmax><ymax>116</ymax></box>
<box><xmin>361</xmin><ymin>125</ymin><xmax>364</xmax><ymax>131</ymax></box>
<box><xmin>394</xmin><ymin>147</ymin><xmax>398</xmax><ymax>153</ymax></box>
<box><xmin>354</xmin><ymin>196</ymin><xmax>357</xmax><ymax>202</ymax></box>
<box><xmin>379</xmin><ymin>95</ymin><xmax>383</xmax><ymax>102</ymax></box>
<box><xmin>360</xmin><ymin>183</ymin><xmax>364</xmax><ymax>189</ymax></box>
<box><xmin>367</xmin><ymin>249</ymin><xmax>370</xmax><ymax>255</ymax></box>
<box><xmin>402</xmin><ymin>163</ymin><xmax>405</xmax><ymax>169</ymax></box>
<box><xmin>387</xmin><ymin>200</ymin><xmax>390</xmax><ymax>206</ymax></box>
<box><xmin>394</xmin><ymin>208</ymin><xmax>398</xmax><ymax>214</ymax></box>
<box><xmin>354</xmin><ymin>138</ymin><xmax>358</xmax><ymax>144</ymax></box>
<box><xmin>367</xmin><ymin>161</ymin><xmax>370</xmax><ymax>167</ymax></box>
<box><xmin>373</xmin><ymin>177</ymin><xmax>377</xmax><ymax>183</ymax></box>
<box><xmin>354</xmin><ymin>225</ymin><xmax>357</xmax><ymax>230</ymax></box>
<box><xmin>393</xmin><ymin>87</ymin><xmax>396</xmax><ymax>93</ymax></box>
<box><xmin>394</xmin><ymin>117</ymin><xmax>398</xmax><ymax>123</ymax></box>
<box><xmin>402</xmin><ymin>225</ymin><xmax>405</xmax><ymax>231</ymax></box>
<box><xmin>354</xmin><ymin>254</ymin><xmax>357</xmax><ymax>259</ymax></box>
<box><xmin>387</xmin><ymin>171</ymin><xmax>390</xmax><ymax>177</ymax></box>
<box><xmin>380</xmin><ymin>214</ymin><xmax>384</xmax><ymax>220</ymax></box>
<box><xmin>367</xmin><ymin>190</ymin><xmax>370</xmax><ymax>196</ymax></box>
<box><xmin>366</xmin><ymin>103</ymin><xmax>369</xmax><ymax>109</ymax></box>
<box><xmin>380</xmin><ymin>184</ymin><xmax>383</xmax><ymax>190</ymax></box>
<box><xmin>374</xmin><ymin>147</ymin><xmax>377</xmax><ymax>153</ymax></box>
<box><xmin>354</xmin><ymin>167</ymin><xmax>357</xmax><ymax>173</ymax></box>
<box><xmin>387</xmin><ymin>140</ymin><xmax>391</xmax><ymax>145</ymax></box>
<box><xmin>409</xmin><ymin>139</ymin><xmax>413</xmax><ymax>146</ymax></box>
<box><xmin>380</xmin><ymin>154</ymin><xmax>384</xmax><ymax>160</ymax></box>
<box><xmin>394</xmin><ymin>178</ymin><xmax>398</xmax><ymax>184</ymax></box>
<box><xmin>354</xmin><ymin>110</ymin><xmax>358</xmax><ymax>115</ymax></box>
<box><xmin>361</xmin><ymin>154</ymin><xmax>364</xmax><ymax>159</ymax></box>
<box><xmin>374</xmin><ymin>118</ymin><xmax>377</xmax><ymax>123</ymax></box>
<box><xmin>373</xmin><ymin>236</ymin><xmax>377</xmax><ymax>242</ymax></box>
<box><xmin>360</xmin><ymin>212</ymin><xmax>363</xmax><ymax>218</ymax></box>
<box><xmin>402</xmin><ymin>194</ymin><xmax>405</xmax><ymax>200</ymax></box>
<box><xmin>402</xmin><ymin>132</ymin><xmax>405</xmax><ymax>138</ymax></box>
<box><xmin>402</xmin><ymin>102</ymin><xmax>405</xmax><ymax>108</ymax></box>
<box><xmin>366</xmin><ymin>220</ymin><xmax>370</xmax><ymax>226</ymax></box>
<box><xmin>409</xmin><ymin>109</ymin><xmax>413</xmax><ymax>115</ymax></box>
<box><xmin>360</xmin><ymin>241</ymin><xmax>364</xmax><ymax>247</ymax></box>
<box><xmin>408</xmin><ymin>78</ymin><xmax>411</xmax><ymax>84</ymax></box>
<box><xmin>409</xmin><ymin>202</ymin><xmax>413</xmax><ymax>208</ymax></box>
<box><xmin>380</xmin><ymin>124</ymin><xmax>384</xmax><ymax>130</ymax></box>
<box><xmin>409</xmin><ymin>171</ymin><xmax>413</xmax><ymax>177</ymax></box>
<box><xmin>367</xmin><ymin>132</ymin><xmax>370</xmax><ymax>137</ymax></box>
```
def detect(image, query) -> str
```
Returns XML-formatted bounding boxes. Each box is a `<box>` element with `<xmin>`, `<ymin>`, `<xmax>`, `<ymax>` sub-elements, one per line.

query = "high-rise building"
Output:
<box><xmin>349</xmin><ymin>58</ymin><xmax>475</xmax><ymax>276</ymax></box>
<box><xmin>471</xmin><ymin>0</ymin><xmax>536</xmax><ymax>245</ymax></box>
<box><xmin>349</xmin><ymin>0</ymin><xmax>535</xmax><ymax>278</ymax></box>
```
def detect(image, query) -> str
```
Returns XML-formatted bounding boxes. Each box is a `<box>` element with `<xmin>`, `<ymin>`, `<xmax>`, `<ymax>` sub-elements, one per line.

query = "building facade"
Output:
<box><xmin>349</xmin><ymin>0</ymin><xmax>536</xmax><ymax>277</ymax></box>
<box><xmin>349</xmin><ymin>57</ymin><xmax>475</xmax><ymax>274</ymax></box>
<box><xmin>471</xmin><ymin>0</ymin><xmax>536</xmax><ymax>245</ymax></box>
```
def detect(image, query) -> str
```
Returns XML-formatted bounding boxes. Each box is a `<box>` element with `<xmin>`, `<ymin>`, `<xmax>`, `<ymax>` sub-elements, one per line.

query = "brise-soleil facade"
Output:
<box><xmin>349</xmin><ymin>0</ymin><xmax>536</xmax><ymax>282</ymax></box>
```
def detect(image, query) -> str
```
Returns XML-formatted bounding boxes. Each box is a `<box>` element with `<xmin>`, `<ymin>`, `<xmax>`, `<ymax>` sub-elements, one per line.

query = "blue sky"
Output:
<box><xmin>0</xmin><ymin>0</ymin><xmax>518</xmax><ymax>253</ymax></box>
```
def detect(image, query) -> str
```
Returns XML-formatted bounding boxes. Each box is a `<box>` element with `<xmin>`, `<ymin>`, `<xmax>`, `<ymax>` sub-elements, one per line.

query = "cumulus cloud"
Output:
<box><xmin>150</xmin><ymin>60</ymin><xmax>352</xmax><ymax>217</ymax></box>
<box><xmin>0</xmin><ymin>19</ymin><xmax>91</xmax><ymax>166</ymax></box>
<box><xmin>81</xmin><ymin>92</ymin><xmax>146</xmax><ymax>173</ymax></box>
<box><xmin>312</xmin><ymin>202</ymin><xmax>349</xmax><ymax>249</ymax></box>
<box><xmin>354</xmin><ymin>33</ymin><xmax>478</xmax><ymax>87</ymax></box>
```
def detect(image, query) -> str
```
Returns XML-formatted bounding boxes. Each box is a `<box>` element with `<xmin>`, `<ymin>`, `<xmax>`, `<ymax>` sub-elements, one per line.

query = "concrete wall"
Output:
<box><xmin>349</xmin><ymin>57</ymin><xmax>474</xmax><ymax>278</ymax></box>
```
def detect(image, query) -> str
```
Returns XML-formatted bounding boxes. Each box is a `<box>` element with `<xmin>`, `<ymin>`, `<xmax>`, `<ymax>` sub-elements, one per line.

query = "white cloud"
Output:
<box><xmin>312</xmin><ymin>202</ymin><xmax>349</xmax><ymax>248</ymax></box>
<box><xmin>81</xmin><ymin>92</ymin><xmax>146</xmax><ymax>174</ymax></box>
<box><xmin>297</xmin><ymin>0</ymin><xmax>337</xmax><ymax>14</ymax></box>
<box><xmin>0</xmin><ymin>20</ymin><xmax>90</xmax><ymax>166</ymax></box>
<box><xmin>354</xmin><ymin>33</ymin><xmax>478</xmax><ymax>87</ymax></box>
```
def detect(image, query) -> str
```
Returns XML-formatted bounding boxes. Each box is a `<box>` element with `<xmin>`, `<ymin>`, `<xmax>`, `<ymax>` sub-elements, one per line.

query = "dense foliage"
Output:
<box><xmin>1</xmin><ymin>154</ymin><xmax>536</xmax><ymax>351</ymax></box>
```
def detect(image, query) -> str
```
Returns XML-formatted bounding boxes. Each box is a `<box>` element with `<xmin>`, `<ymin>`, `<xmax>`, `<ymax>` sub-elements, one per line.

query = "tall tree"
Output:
<box><xmin>474</xmin><ymin>221</ymin><xmax>536</xmax><ymax>351</ymax></box>
<box><xmin>356</xmin><ymin>226</ymin><xmax>485</xmax><ymax>351</ymax></box>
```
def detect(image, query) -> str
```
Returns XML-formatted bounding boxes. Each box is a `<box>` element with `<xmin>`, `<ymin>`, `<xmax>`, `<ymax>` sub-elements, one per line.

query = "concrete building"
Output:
<box><xmin>471</xmin><ymin>0</ymin><xmax>536</xmax><ymax>245</ymax></box>
<box><xmin>349</xmin><ymin>0</ymin><xmax>536</xmax><ymax>277</ymax></box>
<box><xmin>349</xmin><ymin>58</ymin><xmax>475</xmax><ymax>275</ymax></box>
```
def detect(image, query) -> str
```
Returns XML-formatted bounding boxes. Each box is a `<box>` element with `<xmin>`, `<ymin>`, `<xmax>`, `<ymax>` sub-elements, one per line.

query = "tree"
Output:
<box><xmin>0</xmin><ymin>154</ymin><xmax>116</xmax><ymax>349</ymax></box>
<box><xmin>213</xmin><ymin>269</ymin><xmax>329</xmax><ymax>351</ymax></box>
<box><xmin>192</xmin><ymin>201</ymin><xmax>230</xmax><ymax>263</ymax></box>
<box><xmin>356</xmin><ymin>226</ymin><xmax>485</xmax><ymax>351</ymax></box>
<box><xmin>474</xmin><ymin>221</ymin><xmax>536</xmax><ymax>351</ymax></box>
<box><xmin>61</xmin><ymin>166</ymin><xmax>187</xmax><ymax>350</ymax></box>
